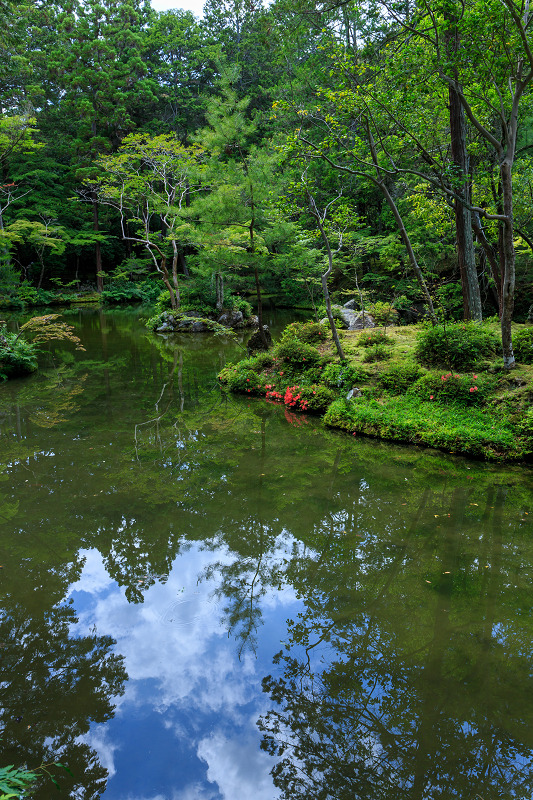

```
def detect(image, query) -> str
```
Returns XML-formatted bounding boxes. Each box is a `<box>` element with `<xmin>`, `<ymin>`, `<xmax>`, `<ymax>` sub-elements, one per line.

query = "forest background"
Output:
<box><xmin>1</xmin><ymin>0</ymin><xmax>533</xmax><ymax>367</ymax></box>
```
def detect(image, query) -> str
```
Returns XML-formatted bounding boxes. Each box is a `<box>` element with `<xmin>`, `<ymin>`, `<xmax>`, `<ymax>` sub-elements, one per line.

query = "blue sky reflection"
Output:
<box><xmin>68</xmin><ymin>546</ymin><xmax>299</xmax><ymax>799</ymax></box>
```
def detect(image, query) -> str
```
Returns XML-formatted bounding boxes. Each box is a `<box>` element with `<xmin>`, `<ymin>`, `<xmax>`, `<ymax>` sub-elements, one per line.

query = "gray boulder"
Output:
<box><xmin>343</xmin><ymin>298</ymin><xmax>358</xmax><ymax>310</ymax></box>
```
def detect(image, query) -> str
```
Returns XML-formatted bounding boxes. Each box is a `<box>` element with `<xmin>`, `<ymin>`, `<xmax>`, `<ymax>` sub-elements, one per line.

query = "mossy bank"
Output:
<box><xmin>217</xmin><ymin>320</ymin><xmax>533</xmax><ymax>462</ymax></box>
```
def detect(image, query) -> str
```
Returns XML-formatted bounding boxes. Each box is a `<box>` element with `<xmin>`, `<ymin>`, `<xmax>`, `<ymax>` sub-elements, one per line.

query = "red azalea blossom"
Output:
<box><xmin>430</xmin><ymin>395</ymin><xmax>434</xmax><ymax>400</ymax></box>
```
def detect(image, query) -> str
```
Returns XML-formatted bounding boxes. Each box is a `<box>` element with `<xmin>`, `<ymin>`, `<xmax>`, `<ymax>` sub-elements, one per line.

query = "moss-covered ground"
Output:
<box><xmin>217</xmin><ymin>320</ymin><xmax>533</xmax><ymax>462</ymax></box>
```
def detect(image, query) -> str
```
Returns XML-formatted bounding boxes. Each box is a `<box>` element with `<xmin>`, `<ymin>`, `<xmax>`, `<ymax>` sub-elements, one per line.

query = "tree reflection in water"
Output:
<box><xmin>0</xmin><ymin>557</ymin><xmax>127</xmax><ymax>799</ymax></box>
<box><xmin>259</xmin><ymin>486</ymin><xmax>533</xmax><ymax>800</ymax></box>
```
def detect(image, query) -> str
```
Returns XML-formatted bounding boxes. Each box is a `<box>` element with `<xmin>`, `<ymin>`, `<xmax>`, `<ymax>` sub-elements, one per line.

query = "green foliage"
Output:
<box><xmin>414</xmin><ymin>323</ymin><xmax>500</xmax><ymax>370</ymax></box>
<box><xmin>227</xmin><ymin>296</ymin><xmax>253</xmax><ymax>318</ymax></box>
<box><xmin>512</xmin><ymin>328</ymin><xmax>533</xmax><ymax>364</ymax></box>
<box><xmin>273</xmin><ymin>338</ymin><xmax>322</xmax><ymax>368</ymax></box>
<box><xmin>362</xmin><ymin>344</ymin><xmax>393</xmax><ymax>363</ymax></box>
<box><xmin>0</xmin><ymin>329</ymin><xmax>38</xmax><ymax>379</ymax></box>
<box><xmin>281</xmin><ymin>321</ymin><xmax>328</xmax><ymax>344</ymax></box>
<box><xmin>324</xmin><ymin>397</ymin><xmax>521</xmax><ymax>460</ymax></box>
<box><xmin>249</xmin><ymin>351</ymin><xmax>274</xmax><ymax>370</ymax></box>
<box><xmin>357</xmin><ymin>329</ymin><xmax>395</xmax><ymax>347</ymax></box>
<box><xmin>296</xmin><ymin>384</ymin><xmax>336</xmax><ymax>412</ymax></box>
<box><xmin>0</xmin><ymin>764</ymin><xmax>38</xmax><ymax>798</ymax></box>
<box><xmin>218</xmin><ymin>365</ymin><xmax>262</xmax><ymax>394</ymax></box>
<box><xmin>101</xmin><ymin>279</ymin><xmax>161</xmax><ymax>305</ymax></box>
<box><xmin>366</xmin><ymin>300</ymin><xmax>399</xmax><ymax>326</ymax></box>
<box><xmin>322</xmin><ymin>361</ymin><xmax>368</xmax><ymax>388</ymax></box>
<box><xmin>317</xmin><ymin>305</ymin><xmax>346</xmax><ymax>326</ymax></box>
<box><xmin>408</xmin><ymin>371</ymin><xmax>496</xmax><ymax>407</ymax></box>
<box><xmin>375</xmin><ymin>363</ymin><xmax>423</xmax><ymax>394</ymax></box>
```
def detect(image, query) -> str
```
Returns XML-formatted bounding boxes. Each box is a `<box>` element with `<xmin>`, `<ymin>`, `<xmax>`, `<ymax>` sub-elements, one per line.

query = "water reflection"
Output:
<box><xmin>0</xmin><ymin>309</ymin><xmax>531</xmax><ymax>799</ymax></box>
<box><xmin>259</xmin><ymin>485</ymin><xmax>533</xmax><ymax>800</ymax></box>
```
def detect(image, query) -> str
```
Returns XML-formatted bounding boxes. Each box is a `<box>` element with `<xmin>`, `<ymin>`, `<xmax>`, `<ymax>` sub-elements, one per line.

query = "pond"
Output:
<box><xmin>1</xmin><ymin>307</ymin><xmax>532</xmax><ymax>800</ymax></box>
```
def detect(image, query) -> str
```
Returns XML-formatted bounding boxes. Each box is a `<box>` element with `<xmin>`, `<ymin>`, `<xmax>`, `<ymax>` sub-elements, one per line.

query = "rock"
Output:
<box><xmin>346</xmin><ymin>386</ymin><xmax>363</xmax><ymax>399</ymax></box>
<box><xmin>338</xmin><ymin>307</ymin><xmax>375</xmax><ymax>330</ymax></box>
<box><xmin>343</xmin><ymin>298</ymin><xmax>358</xmax><ymax>310</ymax></box>
<box><xmin>248</xmin><ymin>325</ymin><xmax>272</xmax><ymax>351</ymax></box>
<box><xmin>246</xmin><ymin>315</ymin><xmax>259</xmax><ymax>327</ymax></box>
<box><xmin>191</xmin><ymin>320</ymin><xmax>208</xmax><ymax>332</ymax></box>
<box><xmin>527</xmin><ymin>304</ymin><xmax>533</xmax><ymax>323</ymax></box>
<box><xmin>156</xmin><ymin>323</ymin><xmax>172</xmax><ymax>332</ymax></box>
<box><xmin>217</xmin><ymin>309</ymin><xmax>244</xmax><ymax>328</ymax></box>
<box><xmin>321</xmin><ymin>306</ymin><xmax>374</xmax><ymax>330</ymax></box>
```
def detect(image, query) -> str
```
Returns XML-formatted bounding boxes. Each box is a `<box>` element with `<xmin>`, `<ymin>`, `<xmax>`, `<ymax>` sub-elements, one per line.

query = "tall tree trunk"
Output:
<box><xmin>500</xmin><ymin>160</ymin><xmax>516</xmax><ymax>368</ymax></box>
<box><xmin>446</xmin><ymin>18</ymin><xmax>482</xmax><ymax>321</ymax></box>
<box><xmin>378</xmin><ymin>180</ymin><xmax>438</xmax><ymax>324</ymax></box>
<box><xmin>93</xmin><ymin>193</ymin><xmax>103</xmax><ymax>293</ymax></box>
<box><xmin>215</xmin><ymin>272</ymin><xmax>224</xmax><ymax>312</ymax></box>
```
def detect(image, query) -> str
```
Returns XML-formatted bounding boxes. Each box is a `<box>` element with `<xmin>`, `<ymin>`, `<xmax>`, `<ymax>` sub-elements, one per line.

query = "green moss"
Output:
<box><xmin>324</xmin><ymin>396</ymin><xmax>522</xmax><ymax>461</ymax></box>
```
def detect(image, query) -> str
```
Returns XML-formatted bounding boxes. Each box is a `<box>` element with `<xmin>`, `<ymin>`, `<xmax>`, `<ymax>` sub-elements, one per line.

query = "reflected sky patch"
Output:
<box><xmin>69</xmin><ymin>545</ymin><xmax>298</xmax><ymax>799</ymax></box>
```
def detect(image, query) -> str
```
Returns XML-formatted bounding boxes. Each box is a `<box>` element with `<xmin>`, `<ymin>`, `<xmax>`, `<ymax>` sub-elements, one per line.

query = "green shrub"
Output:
<box><xmin>376</xmin><ymin>363</ymin><xmax>423</xmax><ymax>394</ymax></box>
<box><xmin>227</xmin><ymin>295</ymin><xmax>253</xmax><ymax>318</ymax></box>
<box><xmin>0</xmin><ymin>330</ymin><xmax>38</xmax><ymax>379</ymax></box>
<box><xmin>408</xmin><ymin>371</ymin><xmax>495</xmax><ymax>407</ymax></box>
<box><xmin>274</xmin><ymin>338</ymin><xmax>322</xmax><ymax>368</ymax></box>
<box><xmin>249</xmin><ymin>351</ymin><xmax>274</xmax><ymax>370</ymax></box>
<box><xmin>512</xmin><ymin>328</ymin><xmax>533</xmax><ymax>364</ymax></box>
<box><xmin>366</xmin><ymin>301</ymin><xmax>399</xmax><ymax>326</ymax></box>
<box><xmin>281</xmin><ymin>383</ymin><xmax>335</xmax><ymax>413</ymax></box>
<box><xmin>281</xmin><ymin>321</ymin><xmax>328</xmax><ymax>344</ymax></box>
<box><xmin>317</xmin><ymin>305</ymin><xmax>346</xmax><ymax>327</ymax></box>
<box><xmin>218</xmin><ymin>365</ymin><xmax>262</xmax><ymax>394</ymax></box>
<box><xmin>322</xmin><ymin>362</ymin><xmax>368</xmax><ymax>388</ymax></box>
<box><xmin>101</xmin><ymin>281</ymin><xmax>145</xmax><ymax>304</ymax></box>
<box><xmin>357</xmin><ymin>329</ymin><xmax>395</xmax><ymax>347</ymax></box>
<box><xmin>414</xmin><ymin>322</ymin><xmax>500</xmax><ymax>370</ymax></box>
<box><xmin>362</xmin><ymin>344</ymin><xmax>393</xmax><ymax>363</ymax></box>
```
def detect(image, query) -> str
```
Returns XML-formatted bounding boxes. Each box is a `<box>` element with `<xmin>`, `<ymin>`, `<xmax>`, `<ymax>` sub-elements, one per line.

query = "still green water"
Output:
<box><xmin>0</xmin><ymin>308</ymin><xmax>532</xmax><ymax>800</ymax></box>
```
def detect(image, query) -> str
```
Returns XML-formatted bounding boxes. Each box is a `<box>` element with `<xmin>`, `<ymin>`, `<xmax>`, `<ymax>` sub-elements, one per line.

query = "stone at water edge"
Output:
<box><xmin>217</xmin><ymin>309</ymin><xmax>244</xmax><ymax>327</ymax></box>
<box><xmin>248</xmin><ymin>325</ymin><xmax>272</xmax><ymax>351</ymax></box>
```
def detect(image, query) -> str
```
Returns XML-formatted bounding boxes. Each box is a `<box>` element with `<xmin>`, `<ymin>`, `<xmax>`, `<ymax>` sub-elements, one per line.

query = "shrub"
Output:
<box><xmin>362</xmin><ymin>344</ymin><xmax>393</xmax><ymax>363</ymax></box>
<box><xmin>414</xmin><ymin>322</ymin><xmax>500</xmax><ymax>370</ymax></box>
<box><xmin>218</xmin><ymin>366</ymin><xmax>262</xmax><ymax>395</ymax></box>
<box><xmin>0</xmin><ymin>330</ymin><xmax>38</xmax><ymax>379</ymax></box>
<box><xmin>101</xmin><ymin>280</ymin><xmax>145</xmax><ymax>304</ymax></box>
<box><xmin>322</xmin><ymin>362</ymin><xmax>368</xmax><ymax>388</ymax></box>
<box><xmin>265</xmin><ymin>383</ymin><xmax>335</xmax><ymax>413</ymax></box>
<box><xmin>317</xmin><ymin>305</ymin><xmax>347</xmax><ymax>327</ymax></box>
<box><xmin>227</xmin><ymin>295</ymin><xmax>253</xmax><ymax>318</ymax></box>
<box><xmin>408</xmin><ymin>371</ymin><xmax>495</xmax><ymax>407</ymax></box>
<box><xmin>274</xmin><ymin>338</ymin><xmax>322</xmax><ymax>368</ymax></box>
<box><xmin>512</xmin><ymin>328</ymin><xmax>533</xmax><ymax>364</ymax></box>
<box><xmin>357</xmin><ymin>329</ymin><xmax>395</xmax><ymax>347</ymax></box>
<box><xmin>376</xmin><ymin>363</ymin><xmax>423</xmax><ymax>394</ymax></box>
<box><xmin>366</xmin><ymin>301</ymin><xmax>399</xmax><ymax>326</ymax></box>
<box><xmin>281</xmin><ymin>321</ymin><xmax>328</xmax><ymax>344</ymax></box>
<box><xmin>249</xmin><ymin>351</ymin><xmax>274</xmax><ymax>370</ymax></box>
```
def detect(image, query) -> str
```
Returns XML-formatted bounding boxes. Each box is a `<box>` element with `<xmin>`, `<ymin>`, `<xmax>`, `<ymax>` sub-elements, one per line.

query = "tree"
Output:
<box><xmin>90</xmin><ymin>132</ymin><xmax>205</xmax><ymax>308</ymax></box>
<box><xmin>193</xmin><ymin>67</ymin><xmax>277</xmax><ymax>343</ymax></box>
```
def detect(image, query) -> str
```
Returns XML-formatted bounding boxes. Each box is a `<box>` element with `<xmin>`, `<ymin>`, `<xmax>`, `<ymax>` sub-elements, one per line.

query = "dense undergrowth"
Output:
<box><xmin>218</xmin><ymin>320</ymin><xmax>533</xmax><ymax>462</ymax></box>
